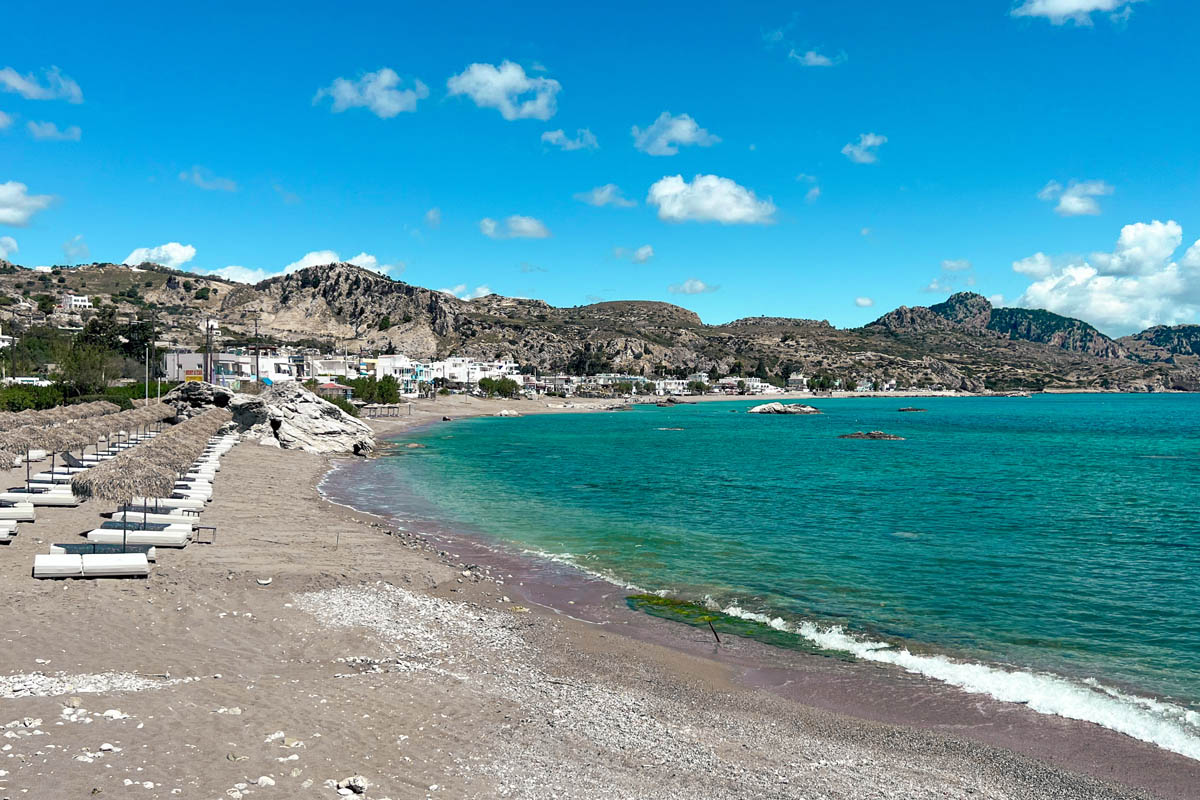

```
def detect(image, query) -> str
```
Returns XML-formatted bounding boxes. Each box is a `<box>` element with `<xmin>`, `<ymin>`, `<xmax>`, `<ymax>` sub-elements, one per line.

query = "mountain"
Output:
<box><xmin>1118</xmin><ymin>325</ymin><xmax>1200</xmax><ymax>364</ymax></box>
<box><xmin>1</xmin><ymin>261</ymin><xmax>1198</xmax><ymax>393</ymax></box>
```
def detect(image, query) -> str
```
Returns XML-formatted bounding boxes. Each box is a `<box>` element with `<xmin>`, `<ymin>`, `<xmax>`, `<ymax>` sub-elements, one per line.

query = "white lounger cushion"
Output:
<box><xmin>87</xmin><ymin>530</ymin><xmax>189</xmax><ymax>547</ymax></box>
<box><xmin>50</xmin><ymin>545</ymin><xmax>157</xmax><ymax>562</ymax></box>
<box><xmin>132</xmin><ymin>496</ymin><xmax>205</xmax><ymax>511</ymax></box>
<box><xmin>81</xmin><ymin>553</ymin><xmax>149</xmax><ymax>577</ymax></box>
<box><xmin>34</xmin><ymin>554</ymin><xmax>84</xmax><ymax>578</ymax></box>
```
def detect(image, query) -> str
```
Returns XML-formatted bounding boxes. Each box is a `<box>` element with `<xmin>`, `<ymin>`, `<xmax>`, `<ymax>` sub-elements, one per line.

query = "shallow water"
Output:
<box><xmin>339</xmin><ymin>394</ymin><xmax>1200</xmax><ymax>758</ymax></box>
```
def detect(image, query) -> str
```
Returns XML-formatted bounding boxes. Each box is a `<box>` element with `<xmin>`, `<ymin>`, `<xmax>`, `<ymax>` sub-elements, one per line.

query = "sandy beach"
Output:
<box><xmin>0</xmin><ymin>397</ymin><xmax>1196</xmax><ymax>799</ymax></box>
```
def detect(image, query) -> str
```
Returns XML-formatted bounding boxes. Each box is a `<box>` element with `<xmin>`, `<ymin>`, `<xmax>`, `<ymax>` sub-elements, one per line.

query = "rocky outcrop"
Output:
<box><xmin>1118</xmin><ymin>324</ymin><xmax>1200</xmax><ymax>363</ymax></box>
<box><xmin>747</xmin><ymin>402</ymin><xmax>821</xmax><ymax>415</ymax></box>
<box><xmin>165</xmin><ymin>381</ymin><xmax>374</xmax><ymax>455</ymax></box>
<box><xmin>839</xmin><ymin>431</ymin><xmax>905</xmax><ymax>440</ymax></box>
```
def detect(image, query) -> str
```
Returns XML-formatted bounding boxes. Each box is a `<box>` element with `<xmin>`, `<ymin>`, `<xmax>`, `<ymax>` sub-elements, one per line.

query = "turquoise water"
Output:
<box><xmin>350</xmin><ymin>394</ymin><xmax>1200</xmax><ymax>757</ymax></box>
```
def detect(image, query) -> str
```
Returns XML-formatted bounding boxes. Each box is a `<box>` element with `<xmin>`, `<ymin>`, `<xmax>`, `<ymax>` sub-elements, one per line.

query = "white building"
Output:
<box><xmin>60</xmin><ymin>293</ymin><xmax>92</xmax><ymax>311</ymax></box>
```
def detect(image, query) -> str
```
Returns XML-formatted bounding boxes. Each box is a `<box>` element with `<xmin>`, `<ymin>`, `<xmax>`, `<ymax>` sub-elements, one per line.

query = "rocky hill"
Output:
<box><xmin>2</xmin><ymin>260</ymin><xmax>1198</xmax><ymax>393</ymax></box>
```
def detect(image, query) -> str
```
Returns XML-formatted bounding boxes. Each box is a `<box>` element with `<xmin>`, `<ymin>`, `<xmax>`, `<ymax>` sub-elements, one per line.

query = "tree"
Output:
<box><xmin>194</xmin><ymin>287</ymin><xmax>211</xmax><ymax>300</ymax></box>
<box><xmin>377</xmin><ymin>374</ymin><xmax>401</xmax><ymax>403</ymax></box>
<box><xmin>686</xmin><ymin>380</ymin><xmax>709</xmax><ymax>395</ymax></box>
<box><xmin>34</xmin><ymin>294</ymin><xmax>56</xmax><ymax>315</ymax></box>
<box><xmin>479</xmin><ymin>376</ymin><xmax>520</xmax><ymax>398</ymax></box>
<box><xmin>55</xmin><ymin>343</ymin><xmax>121</xmax><ymax>397</ymax></box>
<box><xmin>377</xmin><ymin>315</ymin><xmax>392</xmax><ymax>331</ymax></box>
<box><xmin>736</xmin><ymin>379</ymin><xmax>746</xmax><ymax>394</ymax></box>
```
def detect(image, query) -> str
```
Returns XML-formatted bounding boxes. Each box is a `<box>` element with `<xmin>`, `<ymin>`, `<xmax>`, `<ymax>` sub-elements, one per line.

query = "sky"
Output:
<box><xmin>2</xmin><ymin>0</ymin><xmax>1199</xmax><ymax>336</ymax></box>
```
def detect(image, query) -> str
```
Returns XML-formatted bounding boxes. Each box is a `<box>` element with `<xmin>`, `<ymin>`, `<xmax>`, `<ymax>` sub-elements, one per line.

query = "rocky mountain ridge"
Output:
<box><xmin>3</xmin><ymin>260</ymin><xmax>1199</xmax><ymax>393</ymax></box>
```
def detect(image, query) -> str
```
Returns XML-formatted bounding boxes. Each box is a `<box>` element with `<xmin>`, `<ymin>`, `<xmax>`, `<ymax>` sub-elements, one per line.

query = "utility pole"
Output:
<box><xmin>254</xmin><ymin>310</ymin><xmax>261</xmax><ymax>385</ymax></box>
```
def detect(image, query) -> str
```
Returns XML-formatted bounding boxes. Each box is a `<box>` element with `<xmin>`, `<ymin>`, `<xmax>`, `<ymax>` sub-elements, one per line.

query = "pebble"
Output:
<box><xmin>257</xmin><ymin>775</ymin><xmax>275</xmax><ymax>786</ymax></box>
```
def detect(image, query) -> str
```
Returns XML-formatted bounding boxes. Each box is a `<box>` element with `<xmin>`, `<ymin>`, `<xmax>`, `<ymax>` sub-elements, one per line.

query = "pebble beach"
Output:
<box><xmin>0</xmin><ymin>395</ymin><xmax>1195</xmax><ymax>798</ymax></box>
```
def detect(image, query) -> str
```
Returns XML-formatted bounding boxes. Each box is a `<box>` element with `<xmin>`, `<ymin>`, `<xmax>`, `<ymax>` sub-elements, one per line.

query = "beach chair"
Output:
<box><xmin>33</xmin><ymin>553</ymin><xmax>84</xmax><ymax>579</ymax></box>
<box><xmin>50</xmin><ymin>543</ymin><xmax>157</xmax><ymax>561</ymax></box>
<box><xmin>81</xmin><ymin>553</ymin><xmax>150</xmax><ymax>578</ymax></box>
<box><xmin>86</xmin><ymin>529</ymin><xmax>190</xmax><ymax>548</ymax></box>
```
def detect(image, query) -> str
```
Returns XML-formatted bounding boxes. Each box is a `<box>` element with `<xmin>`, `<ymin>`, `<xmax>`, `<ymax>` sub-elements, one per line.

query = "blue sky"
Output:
<box><xmin>2</xmin><ymin>0</ymin><xmax>1199</xmax><ymax>335</ymax></box>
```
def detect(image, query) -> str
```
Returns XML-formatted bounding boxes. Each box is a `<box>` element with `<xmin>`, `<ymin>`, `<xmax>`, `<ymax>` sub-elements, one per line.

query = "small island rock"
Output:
<box><xmin>838</xmin><ymin>430</ymin><xmax>906</xmax><ymax>440</ymax></box>
<box><xmin>747</xmin><ymin>402</ymin><xmax>821</xmax><ymax>415</ymax></box>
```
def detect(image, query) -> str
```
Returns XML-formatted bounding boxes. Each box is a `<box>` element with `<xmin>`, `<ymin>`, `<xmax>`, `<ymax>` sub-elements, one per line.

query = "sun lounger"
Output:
<box><xmin>33</xmin><ymin>553</ymin><xmax>84</xmax><ymax>578</ymax></box>
<box><xmin>86</xmin><ymin>529</ymin><xmax>190</xmax><ymax>548</ymax></box>
<box><xmin>0</xmin><ymin>489</ymin><xmax>80</xmax><ymax>507</ymax></box>
<box><xmin>0</xmin><ymin>502</ymin><xmax>35</xmax><ymax>522</ymax></box>
<box><xmin>81</xmin><ymin>553</ymin><xmax>150</xmax><ymax>578</ymax></box>
<box><xmin>51</xmin><ymin>543</ymin><xmax>157</xmax><ymax>561</ymax></box>
<box><xmin>131</xmin><ymin>496</ymin><xmax>205</xmax><ymax>511</ymax></box>
<box><xmin>99</xmin><ymin>520</ymin><xmax>191</xmax><ymax>535</ymax></box>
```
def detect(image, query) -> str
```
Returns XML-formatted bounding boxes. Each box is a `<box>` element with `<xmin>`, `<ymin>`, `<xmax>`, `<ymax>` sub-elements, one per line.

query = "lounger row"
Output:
<box><xmin>33</xmin><ymin>552</ymin><xmax>149</xmax><ymax>579</ymax></box>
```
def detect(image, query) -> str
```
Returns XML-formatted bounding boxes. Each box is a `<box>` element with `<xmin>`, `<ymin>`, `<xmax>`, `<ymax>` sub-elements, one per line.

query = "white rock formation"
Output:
<box><xmin>746</xmin><ymin>402</ymin><xmax>821</xmax><ymax>415</ymax></box>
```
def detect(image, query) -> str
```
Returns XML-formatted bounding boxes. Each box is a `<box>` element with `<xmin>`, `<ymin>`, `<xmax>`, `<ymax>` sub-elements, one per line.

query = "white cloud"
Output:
<box><xmin>788</xmin><ymin>49</ymin><xmax>846</xmax><ymax>67</ymax></box>
<box><xmin>27</xmin><ymin>120</ymin><xmax>80</xmax><ymax>141</ymax></box>
<box><xmin>0</xmin><ymin>111</ymin><xmax>12</xmax><ymax>129</ymax></box>
<box><xmin>1037</xmin><ymin>179</ymin><xmax>1113</xmax><ymax>216</ymax></box>
<box><xmin>0</xmin><ymin>235</ymin><xmax>16</xmax><ymax>259</ymax></box>
<box><xmin>854</xmin><ymin>296</ymin><xmax>874</xmax><ymax>307</ymax></box>
<box><xmin>347</xmin><ymin>251</ymin><xmax>404</xmax><ymax>276</ymax></box>
<box><xmin>632</xmin><ymin>112</ymin><xmax>720</xmax><ymax>156</ymax></box>
<box><xmin>424</xmin><ymin>207</ymin><xmax>441</xmax><ymax>228</ymax></box>
<box><xmin>541</xmin><ymin>128</ymin><xmax>598</xmax><ymax>151</ymax></box>
<box><xmin>668</xmin><ymin>278</ymin><xmax>718</xmax><ymax>295</ymax></box>
<box><xmin>842</xmin><ymin>133</ymin><xmax>887</xmax><ymax>164</ymax></box>
<box><xmin>62</xmin><ymin>234</ymin><xmax>88</xmax><ymax>262</ymax></box>
<box><xmin>574</xmin><ymin>184</ymin><xmax>635</xmax><ymax>208</ymax></box>
<box><xmin>447</xmin><ymin>61</ymin><xmax>560</xmax><ymax>121</ymax></box>
<box><xmin>124</xmin><ymin>242</ymin><xmax>196</xmax><ymax>269</ymax></box>
<box><xmin>439</xmin><ymin>283</ymin><xmax>493</xmax><ymax>300</ymax></box>
<box><xmin>861</xmin><ymin>227</ymin><xmax>871</xmax><ymax>236</ymax></box>
<box><xmin>1011</xmin><ymin>0</ymin><xmax>1142</xmax><ymax>25</ymax></box>
<box><xmin>179</xmin><ymin>166</ymin><xmax>237</xmax><ymax>192</ymax></box>
<box><xmin>615</xmin><ymin>244</ymin><xmax>654</xmax><ymax>263</ymax></box>
<box><xmin>0</xmin><ymin>180</ymin><xmax>54</xmax><ymax>226</ymax></box>
<box><xmin>805</xmin><ymin>186</ymin><xmax>821</xmax><ymax>203</ymax></box>
<box><xmin>479</xmin><ymin>215</ymin><xmax>550</xmax><ymax>239</ymax></box>
<box><xmin>922</xmin><ymin>277</ymin><xmax>954</xmax><ymax>293</ymax></box>
<box><xmin>273</xmin><ymin>183</ymin><xmax>300</xmax><ymax>204</ymax></box>
<box><xmin>0</xmin><ymin>66</ymin><xmax>83</xmax><ymax>103</ymax></box>
<box><xmin>314</xmin><ymin>68</ymin><xmax>428</xmax><ymax>118</ymax></box>
<box><xmin>209</xmin><ymin>265</ymin><xmax>271</xmax><ymax>284</ymax></box>
<box><xmin>647</xmin><ymin>174</ymin><xmax>776</xmax><ymax>225</ymax></box>
<box><xmin>282</xmin><ymin>250</ymin><xmax>339</xmax><ymax>273</ymax></box>
<box><xmin>941</xmin><ymin>259</ymin><xmax>972</xmax><ymax>272</ymax></box>
<box><xmin>1014</xmin><ymin>219</ymin><xmax>1200</xmax><ymax>334</ymax></box>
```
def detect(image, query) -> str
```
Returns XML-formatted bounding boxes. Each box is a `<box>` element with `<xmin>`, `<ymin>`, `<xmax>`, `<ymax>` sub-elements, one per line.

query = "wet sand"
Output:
<box><xmin>0</xmin><ymin>405</ymin><xmax>1194</xmax><ymax>798</ymax></box>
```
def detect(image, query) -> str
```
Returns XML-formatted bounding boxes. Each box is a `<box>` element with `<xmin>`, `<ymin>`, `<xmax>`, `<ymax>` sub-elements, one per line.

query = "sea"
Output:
<box><xmin>325</xmin><ymin>394</ymin><xmax>1200</xmax><ymax>761</ymax></box>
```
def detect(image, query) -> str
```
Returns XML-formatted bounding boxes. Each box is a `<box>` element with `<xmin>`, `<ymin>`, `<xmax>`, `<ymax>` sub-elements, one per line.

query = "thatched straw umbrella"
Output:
<box><xmin>0</xmin><ymin>400</ymin><xmax>121</xmax><ymax>434</ymax></box>
<box><xmin>0</xmin><ymin>424</ymin><xmax>59</xmax><ymax>491</ymax></box>
<box><xmin>70</xmin><ymin>408</ymin><xmax>231</xmax><ymax>548</ymax></box>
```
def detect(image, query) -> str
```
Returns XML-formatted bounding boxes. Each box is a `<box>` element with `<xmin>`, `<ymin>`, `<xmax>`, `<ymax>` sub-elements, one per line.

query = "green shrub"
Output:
<box><xmin>326</xmin><ymin>396</ymin><xmax>359</xmax><ymax>417</ymax></box>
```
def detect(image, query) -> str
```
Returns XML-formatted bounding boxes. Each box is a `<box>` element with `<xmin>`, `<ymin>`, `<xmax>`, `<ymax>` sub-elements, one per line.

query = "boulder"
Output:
<box><xmin>838</xmin><ymin>430</ymin><xmax>905</xmax><ymax>440</ymax></box>
<box><xmin>747</xmin><ymin>402</ymin><xmax>821</xmax><ymax>415</ymax></box>
<box><xmin>165</xmin><ymin>381</ymin><xmax>374</xmax><ymax>455</ymax></box>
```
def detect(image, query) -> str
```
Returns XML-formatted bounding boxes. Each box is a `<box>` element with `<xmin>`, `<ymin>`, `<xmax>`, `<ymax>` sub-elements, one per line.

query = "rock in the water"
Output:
<box><xmin>898</xmin><ymin>407</ymin><xmax>926</xmax><ymax>412</ymax></box>
<box><xmin>838</xmin><ymin>430</ymin><xmax>905</xmax><ymax>440</ymax></box>
<box><xmin>747</xmin><ymin>402</ymin><xmax>821</xmax><ymax>415</ymax></box>
<box><xmin>165</xmin><ymin>381</ymin><xmax>374</xmax><ymax>455</ymax></box>
<box><xmin>496</xmin><ymin>409</ymin><xmax>521</xmax><ymax>417</ymax></box>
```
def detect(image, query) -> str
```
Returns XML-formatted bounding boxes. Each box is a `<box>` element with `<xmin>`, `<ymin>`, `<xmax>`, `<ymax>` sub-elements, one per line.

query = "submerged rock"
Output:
<box><xmin>838</xmin><ymin>430</ymin><xmax>905</xmax><ymax>440</ymax></box>
<box><xmin>747</xmin><ymin>402</ymin><xmax>821</xmax><ymax>415</ymax></box>
<box><xmin>898</xmin><ymin>407</ymin><xmax>927</xmax><ymax>412</ymax></box>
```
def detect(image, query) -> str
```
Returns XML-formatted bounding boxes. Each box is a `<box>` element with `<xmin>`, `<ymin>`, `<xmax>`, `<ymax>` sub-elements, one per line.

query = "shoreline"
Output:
<box><xmin>0</xmin><ymin>406</ymin><xmax>1192</xmax><ymax>797</ymax></box>
<box><xmin>338</xmin><ymin>398</ymin><xmax>1200</xmax><ymax>797</ymax></box>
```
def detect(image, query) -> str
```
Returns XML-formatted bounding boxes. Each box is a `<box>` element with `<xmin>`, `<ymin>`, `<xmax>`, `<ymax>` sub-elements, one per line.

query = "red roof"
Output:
<box><xmin>319</xmin><ymin>382</ymin><xmax>350</xmax><ymax>389</ymax></box>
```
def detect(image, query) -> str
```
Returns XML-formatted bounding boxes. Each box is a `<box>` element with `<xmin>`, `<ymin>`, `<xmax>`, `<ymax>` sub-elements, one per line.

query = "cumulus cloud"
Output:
<box><xmin>788</xmin><ymin>49</ymin><xmax>846</xmax><ymax>67</ymax></box>
<box><xmin>314</xmin><ymin>68</ymin><xmax>428</xmax><ymax>118</ymax></box>
<box><xmin>1015</xmin><ymin>219</ymin><xmax>1200</xmax><ymax>334</ymax></box>
<box><xmin>855</xmin><ymin>296</ymin><xmax>874</xmax><ymax>307</ymax></box>
<box><xmin>27</xmin><ymin>120</ymin><xmax>80</xmax><ymax>141</ymax></box>
<box><xmin>1037</xmin><ymin>179</ymin><xmax>1113</xmax><ymax>216</ymax></box>
<box><xmin>614</xmin><ymin>244</ymin><xmax>654</xmax><ymax>263</ymax></box>
<box><xmin>424</xmin><ymin>207</ymin><xmax>441</xmax><ymax>228</ymax></box>
<box><xmin>632</xmin><ymin>112</ymin><xmax>720</xmax><ymax>156</ymax></box>
<box><xmin>668</xmin><ymin>278</ymin><xmax>718</xmax><ymax>295</ymax></box>
<box><xmin>541</xmin><ymin>128</ymin><xmax>598</xmax><ymax>151</ymax></box>
<box><xmin>124</xmin><ymin>242</ymin><xmax>196</xmax><ymax>269</ymax></box>
<box><xmin>211</xmin><ymin>249</ymin><xmax>400</xmax><ymax>284</ymax></box>
<box><xmin>922</xmin><ymin>277</ymin><xmax>954</xmax><ymax>294</ymax></box>
<box><xmin>479</xmin><ymin>215</ymin><xmax>550</xmax><ymax>239</ymax></box>
<box><xmin>447</xmin><ymin>61</ymin><xmax>560</xmax><ymax>121</ymax></box>
<box><xmin>0</xmin><ymin>180</ymin><xmax>54</xmax><ymax>226</ymax></box>
<box><xmin>574</xmin><ymin>184</ymin><xmax>635</xmax><ymax>208</ymax></box>
<box><xmin>1011</xmin><ymin>0</ymin><xmax>1142</xmax><ymax>25</ymax></box>
<box><xmin>647</xmin><ymin>174</ymin><xmax>776</xmax><ymax>225</ymax></box>
<box><xmin>439</xmin><ymin>283</ymin><xmax>493</xmax><ymax>300</ymax></box>
<box><xmin>62</xmin><ymin>234</ymin><xmax>88</xmax><ymax>263</ymax></box>
<box><xmin>0</xmin><ymin>66</ymin><xmax>83</xmax><ymax>103</ymax></box>
<box><xmin>179</xmin><ymin>166</ymin><xmax>237</xmax><ymax>192</ymax></box>
<box><xmin>0</xmin><ymin>235</ymin><xmax>16</xmax><ymax>259</ymax></box>
<box><xmin>941</xmin><ymin>258</ymin><xmax>972</xmax><ymax>272</ymax></box>
<box><xmin>796</xmin><ymin>173</ymin><xmax>821</xmax><ymax>204</ymax></box>
<box><xmin>842</xmin><ymin>133</ymin><xmax>887</xmax><ymax>164</ymax></box>
<box><xmin>0</xmin><ymin>111</ymin><xmax>13</xmax><ymax>129</ymax></box>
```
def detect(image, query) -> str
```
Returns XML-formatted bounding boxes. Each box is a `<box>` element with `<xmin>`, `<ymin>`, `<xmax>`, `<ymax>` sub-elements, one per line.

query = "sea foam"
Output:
<box><xmin>720</xmin><ymin>604</ymin><xmax>1200</xmax><ymax>761</ymax></box>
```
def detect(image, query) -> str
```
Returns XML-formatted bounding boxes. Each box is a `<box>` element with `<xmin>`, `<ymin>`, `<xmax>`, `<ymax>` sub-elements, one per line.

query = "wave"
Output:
<box><xmin>720</xmin><ymin>604</ymin><xmax>1200</xmax><ymax>761</ymax></box>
